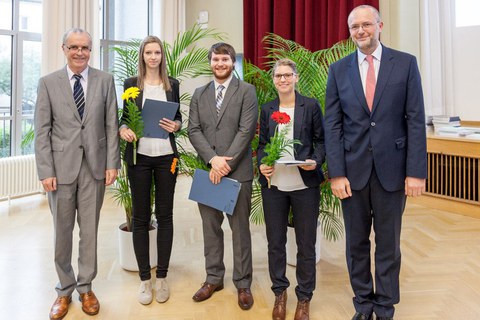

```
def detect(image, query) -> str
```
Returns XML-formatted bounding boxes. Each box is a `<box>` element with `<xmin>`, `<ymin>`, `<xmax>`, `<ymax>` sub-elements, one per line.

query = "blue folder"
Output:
<box><xmin>188</xmin><ymin>169</ymin><xmax>242</xmax><ymax>215</ymax></box>
<box><xmin>141</xmin><ymin>99</ymin><xmax>180</xmax><ymax>139</ymax></box>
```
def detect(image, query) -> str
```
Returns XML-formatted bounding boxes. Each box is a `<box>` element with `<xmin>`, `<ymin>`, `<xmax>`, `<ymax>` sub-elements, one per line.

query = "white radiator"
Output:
<box><xmin>0</xmin><ymin>155</ymin><xmax>43</xmax><ymax>199</ymax></box>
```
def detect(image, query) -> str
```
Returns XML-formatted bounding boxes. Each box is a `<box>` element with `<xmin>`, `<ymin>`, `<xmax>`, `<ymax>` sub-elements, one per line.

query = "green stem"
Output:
<box><xmin>133</xmin><ymin>141</ymin><xmax>137</xmax><ymax>165</ymax></box>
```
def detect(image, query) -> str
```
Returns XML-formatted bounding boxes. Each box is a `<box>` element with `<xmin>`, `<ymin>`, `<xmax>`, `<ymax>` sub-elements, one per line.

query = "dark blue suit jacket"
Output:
<box><xmin>324</xmin><ymin>45</ymin><xmax>427</xmax><ymax>192</ymax></box>
<box><xmin>257</xmin><ymin>92</ymin><xmax>325</xmax><ymax>188</ymax></box>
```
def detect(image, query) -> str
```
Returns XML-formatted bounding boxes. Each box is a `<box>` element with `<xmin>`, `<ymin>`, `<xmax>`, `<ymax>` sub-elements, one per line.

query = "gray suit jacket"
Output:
<box><xmin>34</xmin><ymin>66</ymin><xmax>120</xmax><ymax>184</ymax></box>
<box><xmin>188</xmin><ymin>76</ymin><xmax>258</xmax><ymax>183</ymax></box>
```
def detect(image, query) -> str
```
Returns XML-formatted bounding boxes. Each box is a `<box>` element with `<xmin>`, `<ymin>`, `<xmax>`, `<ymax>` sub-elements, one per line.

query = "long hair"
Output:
<box><xmin>137</xmin><ymin>35</ymin><xmax>171</xmax><ymax>91</ymax></box>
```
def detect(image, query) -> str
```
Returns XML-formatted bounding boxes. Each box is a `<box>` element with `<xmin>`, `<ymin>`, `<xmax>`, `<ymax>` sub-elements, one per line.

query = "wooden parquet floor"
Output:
<box><xmin>1</xmin><ymin>175</ymin><xmax>480</xmax><ymax>319</ymax></box>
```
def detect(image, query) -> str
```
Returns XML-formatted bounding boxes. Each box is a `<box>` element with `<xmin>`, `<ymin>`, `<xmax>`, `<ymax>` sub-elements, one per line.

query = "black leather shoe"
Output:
<box><xmin>351</xmin><ymin>312</ymin><xmax>372</xmax><ymax>320</ymax></box>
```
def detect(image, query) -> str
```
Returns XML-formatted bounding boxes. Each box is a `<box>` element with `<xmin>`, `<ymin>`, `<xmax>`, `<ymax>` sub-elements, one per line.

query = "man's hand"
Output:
<box><xmin>105</xmin><ymin>169</ymin><xmax>118</xmax><ymax>186</ymax></box>
<box><xmin>211</xmin><ymin>156</ymin><xmax>233</xmax><ymax>177</ymax></box>
<box><xmin>330</xmin><ymin>176</ymin><xmax>352</xmax><ymax>199</ymax></box>
<box><xmin>209</xmin><ymin>169</ymin><xmax>223</xmax><ymax>185</ymax></box>
<box><xmin>41</xmin><ymin>177</ymin><xmax>57</xmax><ymax>192</ymax></box>
<box><xmin>405</xmin><ymin>177</ymin><xmax>425</xmax><ymax>197</ymax></box>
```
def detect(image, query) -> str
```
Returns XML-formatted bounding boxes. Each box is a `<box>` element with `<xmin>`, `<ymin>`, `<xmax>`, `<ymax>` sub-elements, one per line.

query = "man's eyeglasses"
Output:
<box><xmin>64</xmin><ymin>45</ymin><xmax>91</xmax><ymax>53</ymax></box>
<box><xmin>349</xmin><ymin>21</ymin><xmax>379</xmax><ymax>32</ymax></box>
<box><xmin>273</xmin><ymin>73</ymin><xmax>295</xmax><ymax>81</ymax></box>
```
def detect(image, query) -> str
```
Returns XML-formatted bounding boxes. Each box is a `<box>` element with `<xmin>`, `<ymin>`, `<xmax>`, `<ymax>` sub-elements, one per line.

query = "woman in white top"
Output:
<box><xmin>119</xmin><ymin>35</ymin><xmax>181</xmax><ymax>305</ymax></box>
<box><xmin>257</xmin><ymin>58</ymin><xmax>326</xmax><ymax>320</ymax></box>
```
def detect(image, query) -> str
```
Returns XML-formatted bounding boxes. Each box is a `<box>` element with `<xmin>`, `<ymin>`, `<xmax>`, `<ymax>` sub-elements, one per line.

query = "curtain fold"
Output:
<box><xmin>42</xmin><ymin>0</ymin><xmax>99</xmax><ymax>75</ymax></box>
<box><xmin>419</xmin><ymin>0</ymin><xmax>455</xmax><ymax>116</ymax></box>
<box><xmin>160</xmin><ymin>0</ymin><xmax>186</xmax><ymax>44</ymax></box>
<box><xmin>243</xmin><ymin>0</ymin><xmax>379</xmax><ymax>67</ymax></box>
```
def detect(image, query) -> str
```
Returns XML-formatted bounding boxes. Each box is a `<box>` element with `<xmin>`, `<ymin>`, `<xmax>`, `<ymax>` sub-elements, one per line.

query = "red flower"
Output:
<box><xmin>271</xmin><ymin>111</ymin><xmax>291</xmax><ymax>124</ymax></box>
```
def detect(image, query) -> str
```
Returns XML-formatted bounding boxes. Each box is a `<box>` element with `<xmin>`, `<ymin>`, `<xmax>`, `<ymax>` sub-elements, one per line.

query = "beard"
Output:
<box><xmin>212</xmin><ymin>65</ymin><xmax>234</xmax><ymax>81</ymax></box>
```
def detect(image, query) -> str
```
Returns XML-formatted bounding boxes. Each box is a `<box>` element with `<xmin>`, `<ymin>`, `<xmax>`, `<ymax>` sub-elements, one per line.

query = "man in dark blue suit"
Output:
<box><xmin>324</xmin><ymin>5</ymin><xmax>427</xmax><ymax>320</ymax></box>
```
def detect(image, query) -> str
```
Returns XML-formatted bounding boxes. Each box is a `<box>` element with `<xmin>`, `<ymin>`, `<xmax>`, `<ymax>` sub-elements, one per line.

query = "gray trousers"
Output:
<box><xmin>198</xmin><ymin>181</ymin><xmax>253</xmax><ymax>289</ymax></box>
<box><xmin>48</xmin><ymin>158</ymin><xmax>105</xmax><ymax>296</ymax></box>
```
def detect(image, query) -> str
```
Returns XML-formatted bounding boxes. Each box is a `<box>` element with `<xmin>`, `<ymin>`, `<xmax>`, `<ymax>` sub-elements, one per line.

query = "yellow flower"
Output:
<box><xmin>121</xmin><ymin>87</ymin><xmax>140</xmax><ymax>101</ymax></box>
<box><xmin>170</xmin><ymin>157</ymin><xmax>178</xmax><ymax>174</ymax></box>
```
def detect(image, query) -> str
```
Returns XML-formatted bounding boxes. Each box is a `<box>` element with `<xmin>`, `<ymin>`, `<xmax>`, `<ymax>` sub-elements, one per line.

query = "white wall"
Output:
<box><xmin>452</xmin><ymin>25</ymin><xmax>480</xmax><ymax>120</ymax></box>
<box><xmin>185</xmin><ymin>0</ymin><xmax>243</xmax><ymax>52</ymax></box>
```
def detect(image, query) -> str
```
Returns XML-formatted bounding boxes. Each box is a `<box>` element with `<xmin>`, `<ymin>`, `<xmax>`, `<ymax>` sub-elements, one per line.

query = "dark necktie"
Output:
<box><xmin>73</xmin><ymin>74</ymin><xmax>85</xmax><ymax>119</ymax></box>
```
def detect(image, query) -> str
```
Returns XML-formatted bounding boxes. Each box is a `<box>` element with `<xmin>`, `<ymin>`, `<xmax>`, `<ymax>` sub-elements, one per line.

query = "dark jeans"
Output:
<box><xmin>261</xmin><ymin>185</ymin><xmax>320</xmax><ymax>301</ymax></box>
<box><xmin>128</xmin><ymin>153</ymin><xmax>177</xmax><ymax>281</ymax></box>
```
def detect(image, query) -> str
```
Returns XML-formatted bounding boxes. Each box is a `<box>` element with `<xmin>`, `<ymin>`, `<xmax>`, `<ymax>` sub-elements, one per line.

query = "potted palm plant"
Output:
<box><xmin>109</xmin><ymin>24</ymin><xmax>225</xmax><ymax>270</ymax></box>
<box><xmin>244</xmin><ymin>34</ymin><xmax>356</xmax><ymax>263</ymax></box>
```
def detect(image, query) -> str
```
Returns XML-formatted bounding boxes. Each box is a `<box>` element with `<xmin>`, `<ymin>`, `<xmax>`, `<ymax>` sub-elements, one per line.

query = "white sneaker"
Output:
<box><xmin>156</xmin><ymin>278</ymin><xmax>170</xmax><ymax>303</ymax></box>
<box><xmin>138</xmin><ymin>280</ymin><xmax>153</xmax><ymax>305</ymax></box>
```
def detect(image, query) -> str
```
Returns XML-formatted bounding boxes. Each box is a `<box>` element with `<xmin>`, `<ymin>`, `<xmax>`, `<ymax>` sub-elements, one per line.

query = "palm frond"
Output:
<box><xmin>249</xmin><ymin>178</ymin><xmax>265</xmax><ymax>225</ymax></box>
<box><xmin>110</xmin><ymin>39</ymin><xmax>141</xmax><ymax>85</ymax></box>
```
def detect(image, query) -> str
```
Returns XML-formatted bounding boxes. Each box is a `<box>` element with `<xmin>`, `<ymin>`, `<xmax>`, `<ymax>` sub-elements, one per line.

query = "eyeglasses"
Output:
<box><xmin>273</xmin><ymin>73</ymin><xmax>295</xmax><ymax>80</ymax></box>
<box><xmin>349</xmin><ymin>21</ymin><xmax>379</xmax><ymax>32</ymax></box>
<box><xmin>64</xmin><ymin>45</ymin><xmax>91</xmax><ymax>53</ymax></box>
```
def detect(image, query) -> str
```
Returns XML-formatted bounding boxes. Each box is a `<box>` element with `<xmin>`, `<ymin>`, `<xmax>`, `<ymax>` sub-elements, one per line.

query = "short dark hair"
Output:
<box><xmin>208</xmin><ymin>42</ymin><xmax>236</xmax><ymax>64</ymax></box>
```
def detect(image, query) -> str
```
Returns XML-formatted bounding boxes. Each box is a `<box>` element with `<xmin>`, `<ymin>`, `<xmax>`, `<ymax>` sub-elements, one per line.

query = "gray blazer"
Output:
<box><xmin>34</xmin><ymin>66</ymin><xmax>120</xmax><ymax>184</ymax></box>
<box><xmin>188</xmin><ymin>76</ymin><xmax>258</xmax><ymax>182</ymax></box>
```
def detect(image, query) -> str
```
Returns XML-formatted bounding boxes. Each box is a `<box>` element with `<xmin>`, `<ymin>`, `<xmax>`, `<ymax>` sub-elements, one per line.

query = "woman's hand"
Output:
<box><xmin>119</xmin><ymin>127</ymin><xmax>137</xmax><ymax>142</ymax></box>
<box><xmin>159</xmin><ymin>118</ymin><xmax>180</xmax><ymax>133</ymax></box>
<box><xmin>260</xmin><ymin>164</ymin><xmax>275</xmax><ymax>178</ymax></box>
<box><xmin>299</xmin><ymin>159</ymin><xmax>317</xmax><ymax>171</ymax></box>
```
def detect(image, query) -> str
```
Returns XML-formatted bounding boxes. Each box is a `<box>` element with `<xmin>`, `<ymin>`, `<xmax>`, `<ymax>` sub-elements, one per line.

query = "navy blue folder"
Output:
<box><xmin>141</xmin><ymin>99</ymin><xmax>180</xmax><ymax>139</ymax></box>
<box><xmin>188</xmin><ymin>169</ymin><xmax>241</xmax><ymax>215</ymax></box>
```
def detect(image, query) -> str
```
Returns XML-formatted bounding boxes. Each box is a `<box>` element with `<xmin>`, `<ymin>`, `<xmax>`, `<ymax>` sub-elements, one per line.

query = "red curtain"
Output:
<box><xmin>243</xmin><ymin>0</ymin><xmax>379</xmax><ymax>67</ymax></box>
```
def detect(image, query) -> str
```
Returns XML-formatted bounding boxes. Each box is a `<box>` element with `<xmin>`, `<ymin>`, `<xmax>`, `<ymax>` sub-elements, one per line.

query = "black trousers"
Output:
<box><xmin>261</xmin><ymin>185</ymin><xmax>320</xmax><ymax>301</ymax></box>
<box><xmin>342</xmin><ymin>169</ymin><xmax>406</xmax><ymax>318</ymax></box>
<box><xmin>128</xmin><ymin>153</ymin><xmax>177</xmax><ymax>281</ymax></box>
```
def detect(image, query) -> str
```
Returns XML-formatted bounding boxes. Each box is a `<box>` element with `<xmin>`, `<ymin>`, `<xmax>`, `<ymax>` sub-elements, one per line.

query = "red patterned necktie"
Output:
<box><xmin>365</xmin><ymin>55</ymin><xmax>376</xmax><ymax>111</ymax></box>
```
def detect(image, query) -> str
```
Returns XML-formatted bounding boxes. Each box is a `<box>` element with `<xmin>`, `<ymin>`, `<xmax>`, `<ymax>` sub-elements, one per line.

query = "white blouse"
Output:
<box><xmin>271</xmin><ymin>106</ymin><xmax>307</xmax><ymax>192</ymax></box>
<box><xmin>137</xmin><ymin>84</ymin><xmax>174</xmax><ymax>157</ymax></box>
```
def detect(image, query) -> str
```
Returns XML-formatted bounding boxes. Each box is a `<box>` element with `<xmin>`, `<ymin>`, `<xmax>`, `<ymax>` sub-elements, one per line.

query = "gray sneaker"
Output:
<box><xmin>156</xmin><ymin>278</ymin><xmax>170</xmax><ymax>303</ymax></box>
<box><xmin>138</xmin><ymin>280</ymin><xmax>153</xmax><ymax>305</ymax></box>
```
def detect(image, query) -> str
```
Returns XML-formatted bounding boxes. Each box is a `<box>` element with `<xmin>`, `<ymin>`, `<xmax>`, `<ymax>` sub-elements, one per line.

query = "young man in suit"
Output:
<box><xmin>324</xmin><ymin>5</ymin><xmax>427</xmax><ymax>320</ymax></box>
<box><xmin>34</xmin><ymin>28</ymin><xmax>120</xmax><ymax>319</ymax></box>
<box><xmin>188</xmin><ymin>42</ymin><xmax>258</xmax><ymax>311</ymax></box>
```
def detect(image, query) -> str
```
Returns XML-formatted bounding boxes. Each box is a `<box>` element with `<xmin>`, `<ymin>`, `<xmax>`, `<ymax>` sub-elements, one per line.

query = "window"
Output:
<box><xmin>99</xmin><ymin>0</ymin><xmax>161</xmax><ymax>104</ymax></box>
<box><xmin>455</xmin><ymin>0</ymin><xmax>480</xmax><ymax>27</ymax></box>
<box><xmin>0</xmin><ymin>0</ymin><xmax>42</xmax><ymax>157</ymax></box>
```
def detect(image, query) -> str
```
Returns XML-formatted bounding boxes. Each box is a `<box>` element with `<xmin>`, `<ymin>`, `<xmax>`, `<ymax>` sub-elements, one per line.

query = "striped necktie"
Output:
<box><xmin>73</xmin><ymin>74</ymin><xmax>85</xmax><ymax>119</ymax></box>
<box><xmin>216</xmin><ymin>84</ymin><xmax>225</xmax><ymax>116</ymax></box>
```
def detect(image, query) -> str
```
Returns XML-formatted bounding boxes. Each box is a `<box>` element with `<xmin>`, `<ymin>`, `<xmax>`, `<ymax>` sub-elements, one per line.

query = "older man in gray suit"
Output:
<box><xmin>34</xmin><ymin>28</ymin><xmax>120</xmax><ymax>320</ymax></box>
<box><xmin>188</xmin><ymin>42</ymin><xmax>258</xmax><ymax>310</ymax></box>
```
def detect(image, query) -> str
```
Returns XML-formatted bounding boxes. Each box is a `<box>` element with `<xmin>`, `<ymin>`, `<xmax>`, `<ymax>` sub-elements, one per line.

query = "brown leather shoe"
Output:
<box><xmin>294</xmin><ymin>299</ymin><xmax>310</xmax><ymax>320</ymax></box>
<box><xmin>49</xmin><ymin>296</ymin><xmax>71</xmax><ymax>320</ymax></box>
<box><xmin>79</xmin><ymin>291</ymin><xmax>100</xmax><ymax>316</ymax></box>
<box><xmin>272</xmin><ymin>290</ymin><xmax>287</xmax><ymax>320</ymax></box>
<box><xmin>192</xmin><ymin>282</ymin><xmax>224</xmax><ymax>302</ymax></box>
<box><xmin>237</xmin><ymin>288</ymin><xmax>254</xmax><ymax>310</ymax></box>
